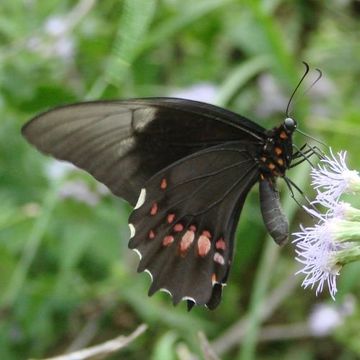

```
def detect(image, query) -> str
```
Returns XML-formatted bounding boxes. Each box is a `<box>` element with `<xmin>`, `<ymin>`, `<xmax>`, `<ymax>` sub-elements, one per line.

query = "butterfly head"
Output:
<box><xmin>283</xmin><ymin>117</ymin><xmax>297</xmax><ymax>134</ymax></box>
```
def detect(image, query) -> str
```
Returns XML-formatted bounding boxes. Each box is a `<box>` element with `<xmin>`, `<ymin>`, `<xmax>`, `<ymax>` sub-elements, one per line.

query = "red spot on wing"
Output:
<box><xmin>148</xmin><ymin>230</ymin><xmax>156</xmax><ymax>239</ymax></box>
<box><xmin>189</xmin><ymin>224</ymin><xmax>197</xmax><ymax>232</ymax></box>
<box><xmin>202</xmin><ymin>230</ymin><xmax>212</xmax><ymax>238</ymax></box>
<box><xmin>179</xmin><ymin>230</ymin><xmax>195</xmax><ymax>255</ymax></box>
<box><xmin>167</xmin><ymin>213</ymin><xmax>175</xmax><ymax>224</ymax></box>
<box><xmin>160</xmin><ymin>178</ymin><xmax>167</xmax><ymax>190</ymax></box>
<box><xmin>163</xmin><ymin>235</ymin><xmax>174</xmax><ymax>247</ymax></box>
<box><xmin>150</xmin><ymin>202</ymin><xmax>158</xmax><ymax>216</ymax></box>
<box><xmin>215</xmin><ymin>238</ymin><xmax>226</xmax><ymax>251</ymax></box>
<box><xmin>173</xmin><ymin>223</ymin><xmax>184</xmax><ymax>232</ymax></box>
<box><xmin>198</xmin><ymin>234</ymin><xmax>211</xmax><ymax>257</ymax></box>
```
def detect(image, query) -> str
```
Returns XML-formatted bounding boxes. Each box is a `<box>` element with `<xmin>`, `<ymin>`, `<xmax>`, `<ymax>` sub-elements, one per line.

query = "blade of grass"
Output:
<box><xmin>244</xmin><ymin>0</ymin><xmax>297</xmax><ymax>83</ymax></box>
<box><xmin>88</xmin><ymin>0</ymin><xmax>233</xmax><ymax>98</ymax></box>
<box><xmin>214</xmin><ymin>55</ymin><xmax>271</xmax><ymax>107</ymax></box>
<box><xmin>87</xmin><ymin>0</ymin><xmax>157</xmax><ymax>98</ymax></box>
<box><xmin>2</xmin><ymin>182</ymin><xmax>59</xmax><ymax>307</ymax></box>
<box><xmin>142</xmin><ymin>0</ymin><xmax>233</xmax><ymax>53</ymax></box>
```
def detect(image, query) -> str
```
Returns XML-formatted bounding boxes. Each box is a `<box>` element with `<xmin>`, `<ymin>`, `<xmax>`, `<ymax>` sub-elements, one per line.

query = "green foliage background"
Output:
<box><xmin>1</xmin><ymin>0</ymin><xmax>360</xmax><ymax>359</ymax></box>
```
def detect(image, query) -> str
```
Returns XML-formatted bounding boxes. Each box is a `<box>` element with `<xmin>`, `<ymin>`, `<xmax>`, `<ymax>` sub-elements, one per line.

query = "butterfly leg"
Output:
<box><xmin>283</xmin><ymin>176</ymin><xmax>318</xmax><ymax>214</ymax></box>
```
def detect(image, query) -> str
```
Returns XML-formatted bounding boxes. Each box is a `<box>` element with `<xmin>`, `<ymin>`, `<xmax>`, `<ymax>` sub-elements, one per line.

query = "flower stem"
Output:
<box><xmin>333</xmin><ymin>220</ymin><xmax>360</xmax><ymax>242</ymax></box>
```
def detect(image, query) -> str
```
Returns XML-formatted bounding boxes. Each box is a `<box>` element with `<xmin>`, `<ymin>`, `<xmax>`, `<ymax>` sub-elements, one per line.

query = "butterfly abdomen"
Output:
<box><xmin>259</xmin><ymin>179</ymin><xmax>289</xmax><ymax>246</ymax></box>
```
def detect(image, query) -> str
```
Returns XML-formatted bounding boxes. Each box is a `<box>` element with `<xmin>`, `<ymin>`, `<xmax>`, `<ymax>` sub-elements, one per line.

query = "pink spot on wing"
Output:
<box><xmin>197</xmin><ymin>234</ymin><xmax>211</xmax><ymax>257</ymax></box>
<box><xmin>179</xmin><ymin>230</ymin><xmax>195</xmax><ymax>255</ymax></box>
<box><xmin>202</xmin><ymin>230</ymin><xmax>212</xmax><ymax>239</ymax></box>
<box><xmin>148</xmin><ymin>230</ymin><xmax>156</xmax><ymax>239</ymax></box>
<box><xmin>163</xmin><ymin>235</ymin><xmax>174</xmax><ymax>247</ymax></box>
<box><xmin>173</xmin><ymin>223</ymin><xmax>184</xmax><ymax>232</ymax></box>
<box><xmin>167</xmin><ymin>213</ymin><xmax>175</xmax><ymax>224</ymax></box>
<box><xmin>214</xmin><ymin>252</ymin><xmax>225</xmax><ymax>265</ymax></box>
<box><xmin>215</xmin><ymin>238</ymin><xmax>226</xmax><ymax>251</ymax></box>
<box><xmin>189</xmin><ymin>224</ymin><xmax>197</xmax><ymax>232</ymax></box>
<box><xmin>160</xmin><ymin>178</ymin><xmax>167</xmax><ymax>190</ymax></box>
<box><xmin>150</xmin><ymin>202</ymin><xmax>158</xmax><ymax>216</ymax></box>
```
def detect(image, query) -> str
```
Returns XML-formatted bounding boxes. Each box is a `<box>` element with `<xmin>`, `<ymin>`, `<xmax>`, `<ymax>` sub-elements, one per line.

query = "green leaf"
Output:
<box><xmin>151</xmin><ymin>331</ymin><xmax>178</xmax><ymax>360</ymax></box>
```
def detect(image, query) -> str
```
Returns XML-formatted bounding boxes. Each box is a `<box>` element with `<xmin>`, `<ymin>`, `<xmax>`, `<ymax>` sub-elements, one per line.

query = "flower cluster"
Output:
<box><xmin>293</xmin><ymin>149</ymin><xmax>360</xmax><ymax>299</ymax></box>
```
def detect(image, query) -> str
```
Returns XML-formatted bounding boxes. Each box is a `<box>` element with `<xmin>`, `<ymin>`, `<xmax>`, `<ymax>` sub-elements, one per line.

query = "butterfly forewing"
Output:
<box><xmin>22</xmin><ymin>99</ymin><xmax>265</xmax><ymax>205</ymax></box>
<box><xmin>128</xmin><ymin>143</ymin><xmax>259</xmax><ymax>307</ymax></box>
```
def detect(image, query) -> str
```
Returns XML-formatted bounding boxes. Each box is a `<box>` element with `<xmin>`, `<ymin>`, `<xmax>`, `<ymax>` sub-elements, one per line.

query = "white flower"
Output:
<box><xmin>27</xmin><ymin>16</ymin><xmax>74</xmax><ymax>60</ymax></box>
<box><xmin>294</xmin><ymin>149</ymin><xmax>360</xmax><ymax>300</ymax></box>
<box><xmin>311</xmin><ymin>149</ymin><xmax>360</xmax><ymax>203</ymax></box>
<box><xmin>45</xmin><ymin>16</ymin><xmax>67</xmax><ymax>36</ymax></box>
<box><xmin>308</xmin><ymin>296</ymin><xmax>356</xmax><ymax>336</ymax></box>
<box><xmin>45</xmin><ymin>160</ymin><xmax>76</xmax><ymax>181</ymax></box>
<box><xmin>170</xmin><ymin>83</ymin><xmax>218</xmax><ymax>103</ymax></box>
<box><xmin>59</xmin><ymin>180</ymin><xmax>100</xmax><ymax>206</ymax></box>
<box><xmin>293</xmin><ymin>218</ymin><xmax>344</xmax><ymax>299</ymax></box>
<box><xmin>308</xmin><ymin>303</ymin><xmax>343</xmax><ymax>336</ymax></box>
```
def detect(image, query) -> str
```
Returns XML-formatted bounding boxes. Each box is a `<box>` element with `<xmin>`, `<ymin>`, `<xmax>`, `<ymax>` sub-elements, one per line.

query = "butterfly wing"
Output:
<box><xmin>22</xmin><ymin>98</ymin><xmax>265</xmax><ymax>205</ymax></box>
<box><xmin>128</xmin><ymin>142</ymin><xmax>259</xmax><ymax>308</ymax></box>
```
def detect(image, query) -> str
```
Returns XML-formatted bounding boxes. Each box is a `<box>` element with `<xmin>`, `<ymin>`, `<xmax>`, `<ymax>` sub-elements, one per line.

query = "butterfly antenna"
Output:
<box><xmin>307</xmin><ymin>68</ymin><xmax>322</xmax><ymax>94</ymax></box>
<box><xmin>292</xmin><ymin>66</ymin><xmax>329</xmax><ymax>149</ymax></box>
<box><xmin>286</xmin><ymin>61</ymin><xmax>310</xmax><ymax>117</ymax></box>
<box><xmin>295</xmin><ymin>128</ymin><xmax>328</xmax><ymax>148</ymax></box>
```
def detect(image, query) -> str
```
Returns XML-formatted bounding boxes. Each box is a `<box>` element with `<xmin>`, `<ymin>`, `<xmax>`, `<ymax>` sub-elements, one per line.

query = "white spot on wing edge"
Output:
<box><xmin>182</xmin><ymin>296</ymin><xmax>196</xmax><ymax>303</ymax></box>
<box><xmin>132</xmin><ymin>248</ymin><xmax>142</xmax><ymax>260</ymax></box>
<box><xmin>144</xmin><ymin>269</ymin><xmax>153</xmax><ymax>282</ymax></box>
<box><xmin>129</xmin><ymin>223</ymin><xmax>136</xmax><ymax>238</ymax></box>
<box><xmin>160</xmin><ymin>288</ymin><xmax>172</xmax><ymax>296</ymax></box>
<box><xmin>134</xmin><ymin>188</ymin><xmax>146</xmax><ymax>209</ymax></box>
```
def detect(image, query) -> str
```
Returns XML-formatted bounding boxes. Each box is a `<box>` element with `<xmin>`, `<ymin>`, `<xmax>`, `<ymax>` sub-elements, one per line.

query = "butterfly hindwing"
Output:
<box><xmin>21</xmin><ymin>98</ymin><xmax>265</xmax><ymax>205</ymax></box>
<box><xmin>128</xmin><ymin>143</ymin><xmax>259</xmax><ymax>308</ymax></box>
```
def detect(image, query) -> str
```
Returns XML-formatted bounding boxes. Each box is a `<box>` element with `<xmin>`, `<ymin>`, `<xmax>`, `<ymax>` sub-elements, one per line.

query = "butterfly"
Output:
<box><xmin>22</xmin><ymin>97</ymin><xmax>302</xmax><ymax>310</ymax></box>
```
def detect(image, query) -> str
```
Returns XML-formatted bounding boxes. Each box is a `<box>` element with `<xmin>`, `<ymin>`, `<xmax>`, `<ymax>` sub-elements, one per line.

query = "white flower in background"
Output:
<box><xmin>308</xmin><ymin>296</ymin><xmax>355</xmax><ymax>336</ymax></box>
<box><xmin>44</xmin><ymin>17</ymin><xmax>67</xmax><ymax>36</ymax></box>
<box><xmin>45</xmin><ymin>160</ymin><xmax>76</xmax><ymax>181</ymax></box>
<box><xmin>27</xmin><ymin>16</ymin><xmax>74</xmax><ymax>60</ymax></box>
<box><xmin>294</xmin><ymin>150</ymin><xmax>360</xmax><ymax>299</ymax></box>
<box><xmin>309</xmin><ymin>304</ymin><xmax>343</xmax><ymax>336</ymax></box>
<box><xmin>170</xmin><ymin>83</ymin><xmax>218</xmax><ymax>103</ymax></box>
<box><xmin>45</xmin><ymin>160</ymin><xmax>107</xmax><ymax>206</ymax></box>
<box><xmin>59</xmin><ymin>180</ymin><xmax>100</xmax><ymax>206</ymax></box>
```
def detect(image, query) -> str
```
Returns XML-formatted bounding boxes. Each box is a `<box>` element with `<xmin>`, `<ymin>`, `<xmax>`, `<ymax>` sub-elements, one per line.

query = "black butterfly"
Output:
<box><xmin>22</xmin><ymin>97</ymin><xmax>300</xmax><ymax>310</ymax></box>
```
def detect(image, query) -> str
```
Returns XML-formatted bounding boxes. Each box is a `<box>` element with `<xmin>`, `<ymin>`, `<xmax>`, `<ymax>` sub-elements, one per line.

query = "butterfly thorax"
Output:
<box><xmin>258</xmin><ymin>122</ymin><xmax>295</xmax><ymax>179</ymax></box>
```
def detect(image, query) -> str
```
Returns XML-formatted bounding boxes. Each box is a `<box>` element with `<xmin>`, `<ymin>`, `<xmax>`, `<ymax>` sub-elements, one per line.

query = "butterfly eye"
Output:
<box><xmin>284</xmin><ymin>117</ymin><xmax>297</xmax><ymax>132</ymax></box>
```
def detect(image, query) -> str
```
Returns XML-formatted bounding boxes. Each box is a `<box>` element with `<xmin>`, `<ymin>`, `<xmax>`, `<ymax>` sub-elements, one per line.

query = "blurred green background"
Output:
<box><xmin>1</xmin><ymin>0</ymin><xmax>360</xmax><ymax>359</ymax></box>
